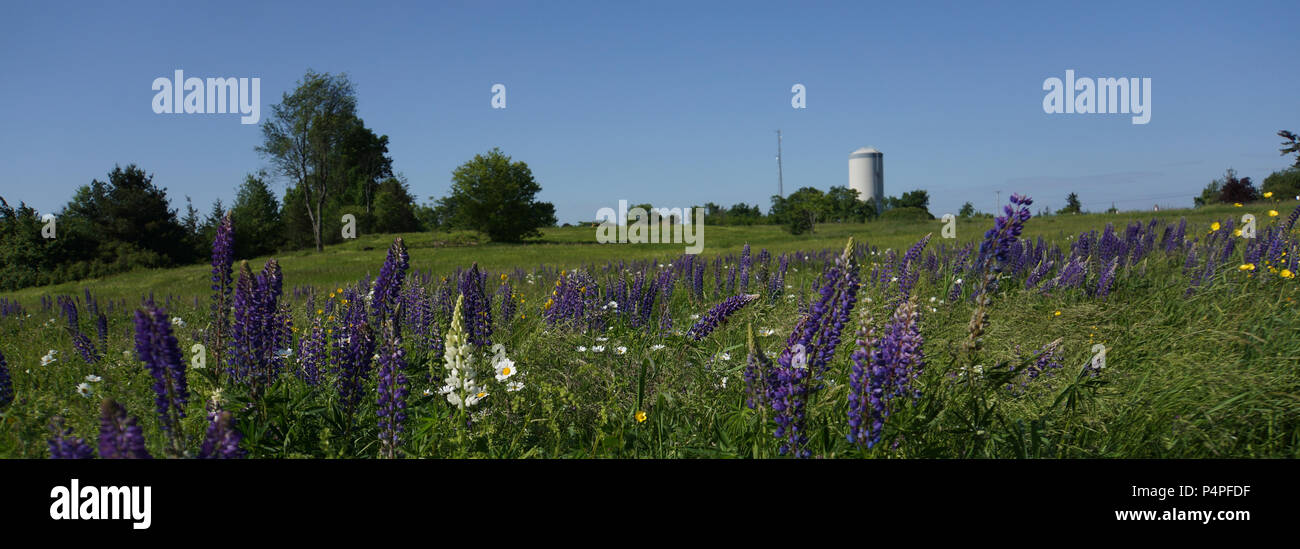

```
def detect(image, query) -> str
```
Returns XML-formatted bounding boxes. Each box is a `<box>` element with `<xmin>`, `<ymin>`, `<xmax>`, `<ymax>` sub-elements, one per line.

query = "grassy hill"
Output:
<box><xmin>6</xmin><ymin>201</ymin><xmax>1288</xmax><ymax>302</ymax></box>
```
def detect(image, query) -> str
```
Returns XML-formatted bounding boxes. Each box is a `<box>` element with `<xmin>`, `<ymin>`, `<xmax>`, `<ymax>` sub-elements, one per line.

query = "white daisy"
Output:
<box><xmin>759</xmin><ymin>328</ymin><xmax>775</xmax><ymax>337</ymax></box>
<box><xmin>494</xmin><ymin>358</ymin><xmax>517</xmax><ymax>381</ymax></box>
<box><xmin>595</xmin><ymin>336</ymin><xmax>609</xmax><ymax>342</ymax></box>
<box><xmin>466</xmin><ymin>389</ymin><xmax>488</xmax><ymax>406</ymax></box>
<box><xmin>649</xmin><ymin>344</ymin><xmax>665</xmax><ymax>351</ymax></box>
<box><xmin>719</xmin><ymin>352</ymin><xmax>731</xmax><ymax>361</ymax></box>
<box><xmin>577</xmin><ymin>345</ymin><xmax>588</xmax><ymax>353</ymax></box>
<box><xmin>607</xmin><ymin>301</ymin><xmax>619</xmax><ymax>309</ymax></box>
<box><xmin>506</xmin><ymin>381</ymin><xmax>524</xmax><ymax>392</ymax></box>
<box><xmin>76</xmin><ymin>383</ymin><xmax>93</xmax><ymax>398</ymax></box>
<box><xmin>689</xmin><ymin>314</ymin><xmax>701</xmax><ymax>320</ymax></box>
<box><xmin>615</xmin><ymin>346</ymin><xmax>628</xmax><ymax>355</ymax></box>
<box><xmin>720</xmin><ymin>376</ymin><xmax>728</xmax><ymax>389</ymax></box>
<box><xmin>85</xmin><ymin>374</ymin><xmax>102</xmax><ymax>383</ymax></box>
<box><xmin>171</xmin><ymin>316</ymin><xmax>186</xmax><ymax>327</ymax></box>
<box><xmin>41</xmin><ymin>350</ymin><xmax>58</xmax><ymax>366</ymax></box>
<box><xmin>591</xmin><ymin>345</ymin><xmax>605</xmax><ymax>353</ymax></box>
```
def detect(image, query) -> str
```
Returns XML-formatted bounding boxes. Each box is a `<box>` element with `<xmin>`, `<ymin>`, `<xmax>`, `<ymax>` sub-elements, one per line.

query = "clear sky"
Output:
<box><xmin>2</xmin><ymin>0</ymin><xmax>1297</xmax><ymax>224</ymax></box>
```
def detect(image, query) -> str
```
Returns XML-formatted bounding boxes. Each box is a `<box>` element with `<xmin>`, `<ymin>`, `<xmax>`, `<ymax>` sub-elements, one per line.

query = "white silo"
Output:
<box><xmin>848</xmin><ymin>147</ymin><xmax>884</xmax><ymax>210</ymax></box>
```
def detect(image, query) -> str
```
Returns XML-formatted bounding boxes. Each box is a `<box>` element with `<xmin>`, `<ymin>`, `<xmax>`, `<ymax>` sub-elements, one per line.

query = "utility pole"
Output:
<box><xmin>776</xmin><ymin>130</ymin><xmax>784</xmax><ymax>198</ymax></box>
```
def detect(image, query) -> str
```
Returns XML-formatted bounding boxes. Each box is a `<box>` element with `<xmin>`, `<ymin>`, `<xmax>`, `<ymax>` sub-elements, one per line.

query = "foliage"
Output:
<box><xmin>230</xmin><ymin>173</ymin><xmax>284</xmax><ymax>259</ymax></box>
<box><xmin>1058</xmin><ymin>192</ymin><xmax>1083</xmax><ymax>215</ymax></box>
<box><xmin>434</xmin><ymin>148</ymin><xmax>557</xmax><ymax>242</ymax></box>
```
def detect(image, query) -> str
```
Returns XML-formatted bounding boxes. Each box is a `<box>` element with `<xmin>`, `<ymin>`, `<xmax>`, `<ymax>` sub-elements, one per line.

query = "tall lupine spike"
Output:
<box><xmin>965</xmin><ymin>195</ymin><xmax>1033</xmax><ymax>366</ymax></box>
<box><xmin>134</xmin><ymin>304</ymin><xmax>189</xmax><ymax>454</ymax></box>
<box><xmin>296</xmin><ymin>314</ymin><xmax>327</xmax><ymax>386</ymax></box>
<box><xmin>198</xmin><ymin>406</ymin><xmax>246</xmax><ymax>459</ymax></box>
<box><xmin>847</xmin><ymin>304</ymin><xmax>878</xmax><ymax>448</ymax></box>
<box><xmin>743</xmin><ymin>324</ymin><xmax>775</xmax><ymax>411</ymax></box>
<box><xmin>896</xmin><ymin>234</ymin><xmax>932</xmax><ymax>302</ymax></box>
<box><xmin>1094</xmin><ymin>257</ymin><xmax>1120</xmax><ymax>299</ymax></box>
<box><xmin>686</xmin><ymin>294</ymin><xmax>759</xmax><ymax>341</ymax></box>
<box><xmin>97</xmin><ymin>399</ymin><xmax>152</xmax><ymax>459</ymax></box>
<box><xmin>739</xmin><ymin>243</ymin><xmax>752</xmax><ymax>293</ymax></box>
<box><xmin>459</xmin><ymin>263</ymin><xmax>492</xmax><ymax>347</ymax></box>
<box><xmin>0</xmin><ymin>349</ymin><xmax>13</xmax><ymax>408</ymax></box>
<box><xmin>333</xmin><ymin>288</ymin><xmax>375</xmax><ymax>421</ymax></box>
<box><xmin>376</xmin><ymin>318</ymin><xmax>409</xmax><ymax>458</ymax></box>
<box><xmin>209</xmin><ymin>211</ymin><xmax>234</xmax><ymax>369</ymax></box>
<box><xmin>371</xmin><ymin>237</ymin><xmax>409</xmax><ymax>324</ymax></box>
<box><xmin>48</xmin><ymin>418</ymin><xmax>95</xmax><ymax>459</ymax></box>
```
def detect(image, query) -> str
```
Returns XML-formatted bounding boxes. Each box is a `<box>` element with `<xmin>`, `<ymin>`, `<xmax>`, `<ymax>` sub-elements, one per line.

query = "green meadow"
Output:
<box><xmin>2</xmin><ymin>200</ymin><xmax>1298</xmax><ymax>459</ymax></box>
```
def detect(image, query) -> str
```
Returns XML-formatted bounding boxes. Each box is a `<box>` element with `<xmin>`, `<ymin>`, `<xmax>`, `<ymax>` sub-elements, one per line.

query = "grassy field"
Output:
<box><xmin>2</xmin><ymin>199</ymin><xmax>1298</xmax><ymax>459</ymax></box>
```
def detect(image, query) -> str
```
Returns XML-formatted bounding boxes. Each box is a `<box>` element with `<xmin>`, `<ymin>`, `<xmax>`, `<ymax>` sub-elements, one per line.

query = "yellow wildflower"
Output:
<box><xmin>1264</xmin><ymin>191</ymin><xmax>1273</xmax><ymax>198</ymax></box>
<box><xmin>1282</xmin><ymin>269</ymin><xmax>1295</xmax><ymax>279</ymax></box>
<box><xmin>1239</xmin><ymin>263</ymin><xmax>1255</xmax><ymax>271</ymax></box>
<box><xmin>1268</xmin><ymin>210</ymin><xmax>1279</xmax><ymax>217</ymax></box>
<box><xmin>635</xmin><ymin>411</ymin><xmax>647</xmax><ymax>423</ymax></box>
<box><xmin>1210</xmin><ymin>222</ymin><xmax>1220</xmax><ymax>231</ymax></box>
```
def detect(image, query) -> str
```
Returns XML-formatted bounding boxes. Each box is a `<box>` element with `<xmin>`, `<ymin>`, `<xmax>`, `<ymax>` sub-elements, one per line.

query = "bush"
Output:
<box><xmin>880</xmin><ymin>207</ymin><xmax>934</xmax><ymax>221</ymax></box>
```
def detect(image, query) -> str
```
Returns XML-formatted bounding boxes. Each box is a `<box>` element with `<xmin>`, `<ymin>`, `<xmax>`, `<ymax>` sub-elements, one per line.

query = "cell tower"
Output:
<box><xmin>776</xmin><ymin>130</ymin><xmax>784</xmax><ymax>198</ymax></box>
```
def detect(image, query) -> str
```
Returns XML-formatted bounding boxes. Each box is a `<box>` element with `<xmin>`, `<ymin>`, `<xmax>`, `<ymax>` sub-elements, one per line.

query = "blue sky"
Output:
<box><xmin>2</xmin><ymin>0</ymin><xmax>1296</xmax><ymax>224</ymax></box>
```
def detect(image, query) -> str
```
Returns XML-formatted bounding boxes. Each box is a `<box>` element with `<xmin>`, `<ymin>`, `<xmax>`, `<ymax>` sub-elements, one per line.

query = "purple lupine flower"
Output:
<box><xmin>333</xmin><ymin>290</ymin><xmax>374</xmax><ymax>417</ymax></box>
<box><xmin>198</xmin><ymin>408</ymin><xmax>246</xmax><ymax>459</ymax></box>
<box><xmin>768</xmin><ymin>240</ymin><xmax>861</xmax><ymax>457</ymax></box>
<box><xmin>371</xmin><ymin>237</ymin><xmax>409</xmax><ymax>324</ymax></box>
<box><xmin>95</xmin><ymin>312</ymin><xmax>108</xmax><ymax>351</ymax></box>
<box><xmin>375</xmin><ymin>319</ymin><xmax>409</xmax><ymax>458</ymax></box>
<box><xmin>296</xmin><ymin>315</ymin><xmax>327</xmax><ymax>386</ymax></box>
<box><xmin>133</xmin><ymin>304</ymin><xmax>189</xmax><ymax>449</ymax></box>
<box><xmin>1025</xmin><ymin>259</ymin><xmax>1054</xmax><ymax>290</ymax></box>
<box><xmin>896</xmin><ymin>234</ymin><xmax>932</xmax><ymax>301</ymax></box>
<box><xmin>850</xmin><ymin>297</ymin><xmax>925</xmax><ymax>449</ymax></box>
<box><xmin>210</xmin><ymin>211</ymin><xmax>235</xmax><ymax>365</ymax></box>
<box><xmin>687</xmin><ymin>294</ymin><xmax>759</xmax><ymax>340</ymax></box>
<box><xmin>1266</xmin><ymin>206</ymin><xmax>1300</xmax><ymax>264</ymax></box>
<box><xmin>0</xmin><ymin>349</ymin><xmax>13</xmax><ymax>408</ymax></box>
<box><xmin>497</xmin><ymin>281</ymin><xmax>516</xmax><ymax>328</ymax></box>
<box><xmin>692</xmin><ymin>260</ymin><xmax>706</xmax><ymax>301</ymax></box>
<box><xmin>978</xmin><ymin>194</ymin><xmax>1034</xmax><ymax>272</ymax></box>
<box><xmin>739</xmin><ymin>243</ymin><xmax>751</xmax><ymax>293</ymax></box>
<box><xmin>69</xmin><ymin>329</ymin><xmax>99</xmax><ymax>365</ymax></box>
<box><xmin>1094</xmin><ymin>257</ymin><xmax>1119</xmax><ymax>299</ymax></box>
<box><xmin>229</xmin><ymin>259</ymin><xmax>285</xmax><ymax>393</ymax></box>
<box><xmin>97</xmin><ymin>399</ymin><xmax>152</xmax><ymax>459</ymax></box>
<box><xmin>459</xmin><ymin>264</ymin><xmax>492</xmax><ymax>347</ymax></box>
<box><xmin>48</xmin><ymin>418</ymin><xmax>95</xmax><ymax>459</ymax></box>
<box><xmin>847</xmin><ymin>307</ymin><xmax>878</xmax><ymax>447</ymax></box>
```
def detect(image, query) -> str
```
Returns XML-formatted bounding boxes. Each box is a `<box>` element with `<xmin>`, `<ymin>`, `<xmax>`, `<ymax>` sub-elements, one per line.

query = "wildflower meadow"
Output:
<box><xmin>2</xmin><ymin>196</ymin><xmax>1299</xmax><ymax>459</ymax></box>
